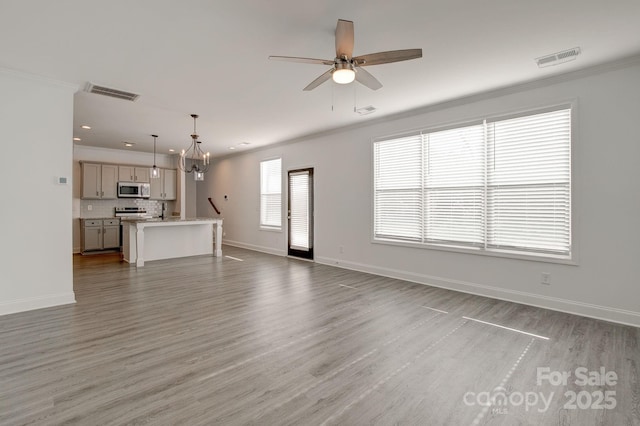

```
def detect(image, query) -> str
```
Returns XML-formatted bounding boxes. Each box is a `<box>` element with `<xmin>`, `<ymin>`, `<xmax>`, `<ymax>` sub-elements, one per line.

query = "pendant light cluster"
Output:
<box><xmin>178</xmin><ymin>114</ymin><xmax>210</xmax><ymax>181</ymax></box>
<box><xmin>148</xmin><ymin>114</ymin><xmax>211</xmax><ymax>183</ymax></box>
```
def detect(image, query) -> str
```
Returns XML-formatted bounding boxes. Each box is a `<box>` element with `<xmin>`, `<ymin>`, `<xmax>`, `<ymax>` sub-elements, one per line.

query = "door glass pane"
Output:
<box><xmin>289</xmin><ymin>171</ymin><xmax>309</xmax><ymax>250</ymax></box>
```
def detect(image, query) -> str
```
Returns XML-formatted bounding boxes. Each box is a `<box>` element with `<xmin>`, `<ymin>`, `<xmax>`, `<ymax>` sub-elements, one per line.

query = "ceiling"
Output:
<box><xmin>2</xmin><ymin>0</ymin><xmax>640</xmax><ymax>157</ymax></box>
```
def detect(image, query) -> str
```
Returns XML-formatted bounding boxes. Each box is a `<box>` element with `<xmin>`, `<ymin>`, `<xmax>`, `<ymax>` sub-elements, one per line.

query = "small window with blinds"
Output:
<box><xmin>260</xmin><ymin>158</ymin><xmax>282</xmax><ymax>230</ymax></box>
<box><xmin>373</xmin><ymin>106</ymin><xmax>572</xmax><ymax>259</ymax></box>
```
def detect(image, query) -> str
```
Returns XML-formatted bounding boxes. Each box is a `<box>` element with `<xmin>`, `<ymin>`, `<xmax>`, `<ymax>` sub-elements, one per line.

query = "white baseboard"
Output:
<box><xmin>0</xmin><ymin>292</ymin><xmax>76</xmax><ymax>316</ymax></box>
<box><xmin>316</xmin><ymin>256</ymin><xmax>640</xmax><ymax>328</ymax></box>
<box><xmin>223</xmin><ymin>239</ymin><xmax>287</xmax><ymax>257</ymax></box>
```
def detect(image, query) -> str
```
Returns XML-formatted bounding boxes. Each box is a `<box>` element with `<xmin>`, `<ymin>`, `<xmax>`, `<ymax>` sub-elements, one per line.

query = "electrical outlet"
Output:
<box><xmin>339</xmin><ymin>246</ymin><xmax>344</xmax><ymax>254</ymax></box>
<box><xmin>541</xmin><ymin>273</ymin><xmax>551</xmax><ymax>285</ymax></box>
<box><xmin>87</xmin><ymin>205</ymin><xmax>93</xmax><ymax>211</ymax></box>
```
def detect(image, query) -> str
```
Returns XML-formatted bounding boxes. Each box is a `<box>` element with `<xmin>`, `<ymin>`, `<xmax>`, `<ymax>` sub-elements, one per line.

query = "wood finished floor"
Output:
<box><xmin>1</xmin><ymin>246</ymin><xmax>639</xmax><ymax>425</ymax></box>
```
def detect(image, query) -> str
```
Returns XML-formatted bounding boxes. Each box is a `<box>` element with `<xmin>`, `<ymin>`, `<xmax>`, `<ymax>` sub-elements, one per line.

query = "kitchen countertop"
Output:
<box><xmin>120</xmin><ymin>217</ymin><xmax>217</xmax><ymax>223</ymax></box>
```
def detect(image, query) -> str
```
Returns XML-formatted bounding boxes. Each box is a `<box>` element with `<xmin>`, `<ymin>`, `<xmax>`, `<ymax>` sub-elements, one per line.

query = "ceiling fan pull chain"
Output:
<box><xmin>331</xmin><ymin>83</ymin><xmax>334</xmax><ymax>112</ymax></box>
<box><xmin>353</xmin><ymin>83</ymin><xmax>357</xmax><ymax>113</ymax></box>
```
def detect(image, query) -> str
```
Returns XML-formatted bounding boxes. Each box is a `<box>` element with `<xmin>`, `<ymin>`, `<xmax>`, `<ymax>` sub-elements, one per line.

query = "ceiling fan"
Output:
<box><xmin>269</xmin><ymin>19</ymin><xmax>422</xmax><ymax>91</ymax></box>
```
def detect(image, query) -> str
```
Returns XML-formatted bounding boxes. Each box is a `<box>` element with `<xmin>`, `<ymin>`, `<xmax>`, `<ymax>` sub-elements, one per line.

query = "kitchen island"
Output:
<box><xmin>122</xmin><ymin>217</ymin><xmax>223</xmax><ymax>267</ymax></box>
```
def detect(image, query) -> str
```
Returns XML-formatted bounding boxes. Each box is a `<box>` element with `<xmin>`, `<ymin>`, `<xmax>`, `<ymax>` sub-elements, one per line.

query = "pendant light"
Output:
<box><xmin>178</xmin><ymin>114</ymin><xmax>210</xmax><ymax>181</ymax></box>
<box><xmin>150</xmin><ymin>134</ymin><xmax>160</xmax><ymax>179</ymax></box>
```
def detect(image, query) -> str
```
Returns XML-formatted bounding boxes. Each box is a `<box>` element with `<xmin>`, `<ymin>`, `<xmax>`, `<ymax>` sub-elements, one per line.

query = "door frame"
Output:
<box><xmin>287</xmin><ymin>167</ymin><xmax>314</xmax><ymax>260</ymax></box>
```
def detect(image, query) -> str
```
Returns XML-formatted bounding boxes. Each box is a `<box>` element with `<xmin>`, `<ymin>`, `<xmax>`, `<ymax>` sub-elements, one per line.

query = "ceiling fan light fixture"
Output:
<box><xmin>269</xmin><ymin>19</ymin><xmax>421</xmax><ymax>91</ymax></box>
<box><xmin>332</xmin><ymin>68</ymin><xmax>355</xmax><ymax>84</ymax></box>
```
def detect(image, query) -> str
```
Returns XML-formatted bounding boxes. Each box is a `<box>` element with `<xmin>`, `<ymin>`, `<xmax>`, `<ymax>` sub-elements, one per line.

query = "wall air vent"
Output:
<box><xmin>84</xmin><ymin>83</ymin><xmax>140</xmax><ymax>101</ymax></box>
<box><xmin>536</xmin><ymin>47</ymin><xmax>581</xmax><ymax>68</ymax></box>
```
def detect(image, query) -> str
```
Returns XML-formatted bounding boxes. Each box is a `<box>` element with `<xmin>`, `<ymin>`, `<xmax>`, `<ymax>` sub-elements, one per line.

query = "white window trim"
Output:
<box><xmin>371</xmin><ymin>237</ymin><xmax>577</xmax><ymax>265</ymax></box>
<box><xmin>370</xmin><ymin>100</ymin><xmax>578</xmax><ymax>265</ymax></box>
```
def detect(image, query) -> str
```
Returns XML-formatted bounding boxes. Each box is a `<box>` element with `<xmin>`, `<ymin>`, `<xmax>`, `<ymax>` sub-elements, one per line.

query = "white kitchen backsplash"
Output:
<box><xmin>80</xmin><ymin>198</ymin><xmax>174</xmax><ymax>218</ymax></box>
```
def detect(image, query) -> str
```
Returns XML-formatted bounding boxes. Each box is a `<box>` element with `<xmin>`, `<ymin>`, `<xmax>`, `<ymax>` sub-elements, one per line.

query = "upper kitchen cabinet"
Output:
<box><xmin>81</xmin><ymin>163</ymin><xmax>117</xmax><ymax>199</ymax></box>
<box><xmin>118</xmin><ymin>166</ymin><xmax>150</xmax><ymax>183</ymax></box>
<box><xmin>164</xmin><ymin>169</ymin><xmax>177</xmax><ymax>200</ymax></box>
<box><xmin>150</xmin><ymin>168</ymin><xmax>177</xmax><ymax>200</ymax></box>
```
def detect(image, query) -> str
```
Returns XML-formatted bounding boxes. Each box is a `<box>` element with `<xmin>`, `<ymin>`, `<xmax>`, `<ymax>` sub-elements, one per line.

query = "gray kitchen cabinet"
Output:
<box><xmin>118</xmin><ymin>166</ymin><xmax>150</xmax><ymax>183</ymax></box>
<box><xmin>150</xmin><ymin>168</ymin><xmax>176</xmax><ymax>200</ymax></box>
<box><xmin>163</xmin><ymin>169</ymin><xmax>177</xmax><ymax>200</ymax></box>
<box><xmin>81</xmin><ymin>163</ymin><xmax>117</xmax><ymax>199</ymax></box>
<box><xmin>102</xmin><ymin>219</ymin><xmax>121</xmax><ymax>249</ymax></box>
<box><xmin>81</xmin><ymin>219</ymin><xmax>120</xmax><ymax>253</ymax></box>
<box><xmin>82</xmin><ymin>220</ymin><xmax>103</xmax><ymax>251</ymax></box>
<box><xmin>102</xmin><ymin>165</ymin><xmax>118</xmax><ymax>198</ymax></box>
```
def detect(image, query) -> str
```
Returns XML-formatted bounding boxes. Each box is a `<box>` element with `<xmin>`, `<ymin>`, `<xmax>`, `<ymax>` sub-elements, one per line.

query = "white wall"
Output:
<box><xmin>198</xmin><ymin>58</ymin><xmax>640</xmax><ymax>327</ymax></box>
<box><xmin>0</xmin><ymin>69</ymin><xmax>77</xmax><ymax>315</ymax></box>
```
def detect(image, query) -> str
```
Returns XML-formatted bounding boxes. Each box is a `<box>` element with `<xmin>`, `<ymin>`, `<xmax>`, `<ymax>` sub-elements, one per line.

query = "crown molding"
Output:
<box><xmin>0</xmin><ymin>66</ymin><xmax>79</xmax><ymax>92</ymax></box>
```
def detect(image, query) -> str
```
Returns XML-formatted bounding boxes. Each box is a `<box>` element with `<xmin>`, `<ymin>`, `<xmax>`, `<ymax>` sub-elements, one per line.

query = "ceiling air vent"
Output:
<box><xmin>536</xmin><ymin>47</ymin><xmax>581</xmax><ymax>68</ymax></box>
<box><xmin>355</xmin><ymin>105</ymin><xmax>377</xmax><ymax>116</ymax></box>
<box><xmin>85</xmin><ymin>83</ymin><xmax>140</xmax><ymax>101</ymax></box>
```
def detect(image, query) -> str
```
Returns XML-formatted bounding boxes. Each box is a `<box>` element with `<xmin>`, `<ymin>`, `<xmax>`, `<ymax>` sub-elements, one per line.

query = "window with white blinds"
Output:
<box><xmin>373</xmin><ymin>106</ymin><xmax>572</xmax><ymax>258</ymax></box>
<box><xmin>260</xmin><ymin>158</ymin><xmax>282</xmax><ymax>229</ymax></box>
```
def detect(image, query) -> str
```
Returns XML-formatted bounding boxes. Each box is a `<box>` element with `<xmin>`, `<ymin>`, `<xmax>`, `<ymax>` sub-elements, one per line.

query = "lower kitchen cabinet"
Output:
<box><xmin>81</xmin><ymin>219</ymin><xmax>121</xmax><ymax>253</ymax></box>
<box><xmin>103</xmin><ymin>222</ymin><xmax>120</xmax><ymax>248</ymax></box>
<box><xmin>82</xmin><ymin>220</ymin><xmax>103</xmax><ymax>251</ymax></box>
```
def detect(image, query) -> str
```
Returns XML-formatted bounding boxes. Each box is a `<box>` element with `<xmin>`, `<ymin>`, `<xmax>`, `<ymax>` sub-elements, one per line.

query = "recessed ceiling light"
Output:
<box><xmin>73</xmin><ymin>137</ymin><xmax>81</xmax><ymax>141</ymax></box>
<box><xmin>81</xmin><ymin>125</ymin><xmax>91</xmax><ymax>130</ymax></box>
<box><xmin>123</xmin><ymin>142</ymin><xmax>134</xmax><ymax>147</ymax></box>
<box><xmin>239</xmin><ymin>142</ymin><xmax>250</xmax><ymax>146</ymax></box>
<box><xmin>228</xmin><ymin>146</ymin><xmax>236</xmax><ymax>150</ymax></box>
<box><xmin>169</xmin><ymin>149</ymin><xmax>175</xmax><ymax>153</ymax></box>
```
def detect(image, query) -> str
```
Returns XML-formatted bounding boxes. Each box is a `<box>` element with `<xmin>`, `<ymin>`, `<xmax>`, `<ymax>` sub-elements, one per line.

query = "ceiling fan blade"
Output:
<box><xmin>353</xmin><ymin>49</ymin><xmax>423</xmax><ymax>66</ymax></box>
<box><xmin>303</xmin><ymin>69</ymin><xmax>334</xmax><ymax>91</ymax></box>
<box><xmin>269</xmin><ymin>56</ymin><xmax>334</xmax><ymax>66</ymax></box>
<box><xmin>335</xmin><ymin>19</ymin><xmax>354</xmax><ymax>58</ymax></box>
<box><xmin>355</xmin><ymin>67</ymin><xmax>383</xmax><ymax>91</ymax></box>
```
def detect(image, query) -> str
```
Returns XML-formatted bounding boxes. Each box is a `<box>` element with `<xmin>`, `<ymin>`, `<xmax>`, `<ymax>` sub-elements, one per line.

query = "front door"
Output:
<box><xmin>288</xmin><ymin>168</ymin><xmax>314</xmax><ymax>259</ymax></box>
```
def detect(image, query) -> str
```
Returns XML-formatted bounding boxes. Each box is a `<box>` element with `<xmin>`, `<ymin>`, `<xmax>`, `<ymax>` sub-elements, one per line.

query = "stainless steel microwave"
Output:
<box><xmin>117</xmin><ymin>182</ymin><xmax>150</xmax><ymax>198</ymax></box>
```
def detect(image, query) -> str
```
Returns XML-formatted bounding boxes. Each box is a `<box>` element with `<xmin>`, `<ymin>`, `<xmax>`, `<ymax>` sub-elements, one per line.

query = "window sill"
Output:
<box><xmin>371</xmin><ymin>237</ymin><xmax>577</xmax><ymax>265</ymax></box>
<box><xmin>260</xmin><ymin>226</ymin><xmax>282</xmax><ymax>233</ymax></box>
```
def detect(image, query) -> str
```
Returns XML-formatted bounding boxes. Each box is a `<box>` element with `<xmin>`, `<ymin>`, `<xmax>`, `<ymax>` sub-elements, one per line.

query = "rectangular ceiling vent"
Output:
<box><xmin>536</xmin><ymin>47</ymin><xmax>581</xmax><ymax>68</ymax></box>
<box><xmin>85</xmin><ymin>83</ymin><xmax>140</xmax><ymax>101</ymax></box>
<box><xmin>355</xmin><ymin>105</ymin><xmax>377</xmax><ymax>115</ymax></box>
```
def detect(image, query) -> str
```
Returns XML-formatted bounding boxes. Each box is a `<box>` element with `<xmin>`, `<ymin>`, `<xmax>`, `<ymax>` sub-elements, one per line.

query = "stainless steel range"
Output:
<box><xmin>114</xmin><ymin>207</ymin><xmax>153</xmax><ymax>219</ymax></box>
<box><xmin>114</xmin><ymin>208</ymin><xmax>152</xmax><ymax>250</ymax></box>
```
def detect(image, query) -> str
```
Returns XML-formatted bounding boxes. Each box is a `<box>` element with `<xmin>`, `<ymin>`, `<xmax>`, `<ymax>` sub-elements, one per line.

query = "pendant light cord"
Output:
<box><xmin>151</xmin><ymin>134</ymin><xmax>158</xmax><ymax>167</ymax></box>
